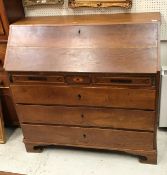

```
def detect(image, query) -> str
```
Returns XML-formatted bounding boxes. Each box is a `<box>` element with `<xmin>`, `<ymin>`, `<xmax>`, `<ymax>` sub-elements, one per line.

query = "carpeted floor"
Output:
<box><xmin>0</xmin><ymin>128</ymin><xmax>167</xmax><ymax>175</ymax></box>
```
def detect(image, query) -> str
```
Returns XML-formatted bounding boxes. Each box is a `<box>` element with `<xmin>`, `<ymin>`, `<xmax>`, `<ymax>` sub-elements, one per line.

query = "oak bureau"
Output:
<box><xmin>4</xmin><ymin>13</ymin><xmax>160</xmax><ymax>164</ymax></box>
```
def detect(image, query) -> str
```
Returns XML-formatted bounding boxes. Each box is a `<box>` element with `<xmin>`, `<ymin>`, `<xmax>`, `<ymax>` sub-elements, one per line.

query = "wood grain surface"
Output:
<box><xmin>5</xmin><ymin>47</ymin><xmax>158</xmax><ymax>73</ymax></box>
<box><xmin>0</xmin><ymin>18</ymin><xmax>4</xmax><ymax>35</ymax></box>
<box><xmin>5</xmin><ymin>15</ymin><xmax>160</xmax><ymax>73</ymax></box>
<box><xmin>17</xmin><ymin>104</ymin><xmax>155</xmax><ymax>131</ymax></box>
<box><xmin>0</xmin><ymin>43</ymin><xmax>6</xmax><ymax>69</ymax></box>
<box><xmin>0</xmin><ymin>99</ymin><xmax>5</xmax><ymax>143</ymax></box>
<box><xmin>8</xmin><ymin>24</ymin><xmax>157</xmax><ymax>48</ymax></box>
<box><xmin>22</xmin><ymin>124</ymin><xmax>154</xmax><ymax>151</ymax></box>
<box><xmin>12</xmin><ymin>13</ymin><xmax>161</xmax><ymax>26</ymax></box>
<box><xmin>11</xmin><ymin>85</ymin><xmax>156</xmax><ymax>110</ymax></box>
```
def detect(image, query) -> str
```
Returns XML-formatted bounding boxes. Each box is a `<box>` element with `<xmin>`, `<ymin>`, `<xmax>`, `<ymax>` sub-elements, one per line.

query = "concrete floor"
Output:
<box><xmin>0</xmin><ymin>128</ymin><xmax>167</xmax><ymax>175</ymax></box>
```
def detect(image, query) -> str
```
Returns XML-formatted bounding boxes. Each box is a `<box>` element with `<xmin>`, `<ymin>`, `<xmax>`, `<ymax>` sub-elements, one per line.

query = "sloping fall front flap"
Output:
<box><xmin>4</xmin><ymin>13</ymin><xmax>160</xmax><ymax>73</ymax></box>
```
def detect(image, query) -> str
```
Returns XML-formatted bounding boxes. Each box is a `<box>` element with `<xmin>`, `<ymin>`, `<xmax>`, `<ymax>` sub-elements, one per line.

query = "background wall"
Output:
<box><xmin>161</xmin><ymin>42</ymin><xmax>167</xmax><ymax>66</ymax></box>
<box><xmin>23</xmin><ymin>0</ymin><xmax>167</xmax><ymax>66</ymax></box>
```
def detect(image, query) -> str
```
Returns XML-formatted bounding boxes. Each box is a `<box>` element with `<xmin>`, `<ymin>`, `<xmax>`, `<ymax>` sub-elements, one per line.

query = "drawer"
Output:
<box><xmin>12</xmin><ymin>74</ymin><xmax>65</xmax><ymax>84</ymax></box>
<box><xmin>0</xmin><ymin>43</ymin><xmax>6</xmax><ymax>68</ymax></box>
<box><xmin>11</xmin><ymin>85</ymin><xmax>156</xmax><ymax>110</ymax></box>
<box><xmin>22</xmin><ymin>124</ymin><xmax>154</xmax><ymax>150</ymax></box>
<box><xmin>17</xmin><ymin>105</ymin><xmax>155</xmax><ymax>131</ymax></box>
<box><xmin>0</xmin><ymin>18</ymin><xmax>4</xmax><ymax>35</ymax></box>
<box><xmin>12</xmin><ymin>74</ymin><xmax>91</xmax><ymax>85</ymax></box>
<box><xmin>93</xmin><ymin>76</ymin><xmax>155</xmax><ymax>87</ymax></box>
<box><xmin>0</xmin><ymin>71</ymin><xmax>9</xmax><ymax>87</ymax></box>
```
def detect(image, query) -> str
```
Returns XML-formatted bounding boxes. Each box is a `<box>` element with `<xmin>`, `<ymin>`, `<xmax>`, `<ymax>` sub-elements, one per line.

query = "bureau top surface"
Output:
<box><xmin>4</xmin><ymin>13</ymin><xmax>160</xmax><ymax>74</ymax></box>
<box><xmin>12</xmin><ymin>13</ymin><xmax>161</xmax><ymax>26</ymax></box>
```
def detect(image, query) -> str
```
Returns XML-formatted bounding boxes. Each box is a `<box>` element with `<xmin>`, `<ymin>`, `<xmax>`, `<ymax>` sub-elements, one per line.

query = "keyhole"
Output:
<box><xmin>83</xmin><ymin>134</ymin><xmax>86</xmax><ymax>138</ymax></box>
<box><xmin>97</xmin><ymin>3</ymin><xmax>102</xmax><ymax>7</ymax></box>
<box><xmin>78</xmin><ymin>29</ymin><xmax>81</xmax><ymax>34</ymax></box>
<box><xmin>81</xmin><ymin>114</ymin><xmax>84</xmax><ymax>118</ymax></box>
<box><xmin>78</xmin><ymin>94</ymin><xmax>82</xmax><ymax>100</ymax></box>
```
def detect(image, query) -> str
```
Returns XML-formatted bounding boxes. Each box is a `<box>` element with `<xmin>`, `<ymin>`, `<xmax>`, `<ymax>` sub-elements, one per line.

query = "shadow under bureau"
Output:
<box><xmin>4</xmin><ymin>13</ymin><xmax>160</xmax><ymax>164</ymax></box>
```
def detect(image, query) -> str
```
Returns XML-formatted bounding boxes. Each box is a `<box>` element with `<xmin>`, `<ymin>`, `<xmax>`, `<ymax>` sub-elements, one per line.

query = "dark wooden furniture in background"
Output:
<box><xmin>69</xmin><ymin>0</ymin><xmax>132</xmax><ymax>8</ymax></box>
<box><xmin>0</xmin><ymin>0</ymin><xmax>24</xmax><ymax>126</ymax></box>
<box><xmin>5</xmin><ymin>13</ymin><xmax>160</xmax><ymax>164</ymax></box>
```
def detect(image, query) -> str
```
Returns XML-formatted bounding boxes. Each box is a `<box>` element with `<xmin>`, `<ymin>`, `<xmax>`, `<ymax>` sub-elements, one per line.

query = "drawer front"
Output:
<box><xmin>0</xmin><ymin>71</ymin><xmax>9</xmax><ymax>87</ymax></box>
<box><xmin>93</xmin><ymin>76</ymin><xmax>155</xmax><ymax>87</ymax></box>
<box><xmin>11</xmin><ymin>85</ymin><xmax>156</xmax><ymax>110</ymax></box>
<box><xmin>12</xmin><ymin>74</ymin><xmax>90</xmax><ymax>85</ymax></box>
<box><xmin>12</xmin><ymin>74</ymin><xmax>65</xmax><ymax>84</ymax></box>
<box><xmin>0</xmin><ymin>17</ymin><xmax>4</xmax><ymax>35</ymax></box>
<box><xmin>0</xmin><ymin>43</ymin><xmax>6</xmax><ymax>68</ymax></box>
<box><xmin>22</xmin><ymin>124</ymin><xmax>154</xmax><ymax>150</ymax></box>
<box><xmin>17</xmin><ymin>105</ymin><xmax>155</xmax><ymax>131</ymax></box>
